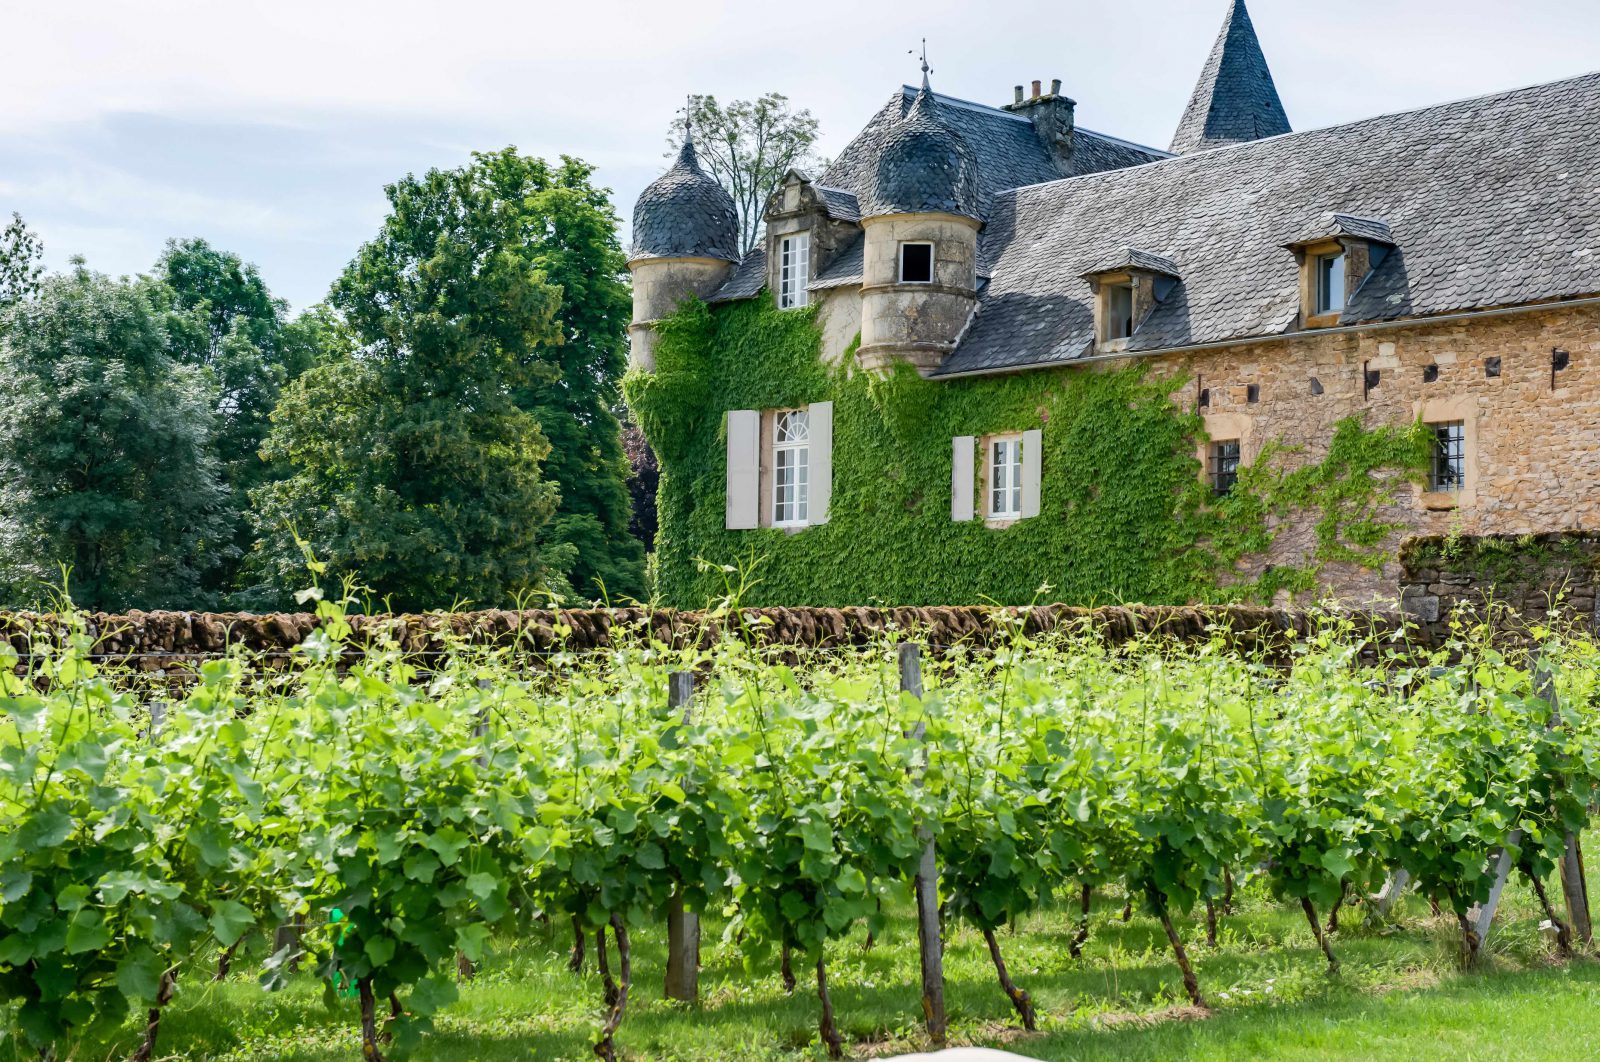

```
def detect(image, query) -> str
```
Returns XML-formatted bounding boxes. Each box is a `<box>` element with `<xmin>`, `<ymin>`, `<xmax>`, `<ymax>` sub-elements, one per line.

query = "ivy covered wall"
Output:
<box><xmin>624</xmin><ymin>296</ymin><xmax>1430</xmax><ymax>609</ymax></box>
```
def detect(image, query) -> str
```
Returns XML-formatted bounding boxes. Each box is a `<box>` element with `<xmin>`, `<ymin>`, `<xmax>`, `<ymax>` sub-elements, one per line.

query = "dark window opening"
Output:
<box><xmin>900</xmin><ymin>242</ymin><xmax>934</xmax><ymax>284</ymax></box>
<box><xmin>1246</xmin><ymin>384</ymin><xmax>1259</xmax><ymax>404</ymax></box>
<box><xmin>1485</xmin><ymin>357</ymin><xmax>1502</xmax><ymax>378</ymax></box>
<box><xmin>1423</xmin><ymin>364</ymin><xmax>1439</xmax><ymax>383</ymax></box>
<box><xmin>1210</xmin><ymin>440</ymin><xmax>1241</xmax><ymax>497</ymax></box>
<box><xmin>1106</xmin><ymin>283</ymin><xmax>1135</xmax><ymax>340</ymax></box>
<box><xmin>1428</xmin><ymin>422</ymin><xmax>1465</xmax><ymax>493</ymax></box>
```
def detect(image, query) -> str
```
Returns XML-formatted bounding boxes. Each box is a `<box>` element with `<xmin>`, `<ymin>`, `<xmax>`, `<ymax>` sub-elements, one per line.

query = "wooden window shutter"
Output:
<box><xmin>1020</xmin><ymin>428</ymin><xmax>1043</xmax><ymax>519</ymax></box>
<box><xmin>809</xmin><ymin>401</ymin><xmax>833</xmax><ymax>524</ymax></box>
<box><xmin>951</xmin><ymin>436</ymin><xmax>975</xmax><ymax>521</ymax></box>
<box><xmin>725</xmin><ymin>409</ymin><xmax>760</xmax><ymax>529</ymax></box>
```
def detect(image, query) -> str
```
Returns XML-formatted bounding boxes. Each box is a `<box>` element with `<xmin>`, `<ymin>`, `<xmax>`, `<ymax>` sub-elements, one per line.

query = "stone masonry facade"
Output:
<box><xmin>1148</xmin><ymin>301</ymin><xmax>1600</xmax><ymax>607</ymax></box>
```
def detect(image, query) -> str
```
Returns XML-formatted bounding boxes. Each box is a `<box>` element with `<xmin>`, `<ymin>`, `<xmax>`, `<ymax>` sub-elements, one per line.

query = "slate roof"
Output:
<box><xmin>936</xmin><ymin>72</ymin><xmax>1600</xmax><ymax>378</ymax></box>
<box><xmin>815</xmin><ymin>186</ymin><xmax>862</xmax><ymax>223</ymax></box>
<box><xmin>1169</xmin><ymin>0</ymin><xmax>1291</xmax><ymax>155</ymax></box>
<box><xmin>708</xmin><ymin>247</ymin><xmax>767</xmax><ymax>303</ymax></box>
<box><xmin>629</xmin><ymin>137</ymin><xmax>741</xmax><ymax>264</ymax></box>
<box><xmin>810</xmin><ymin>237</ymin><xmax>863</xmax><ymax>291</ymax></box>
<box><xmin>820</xmin><ymin>86</ymin><xmax>1168</xmax><ymax>219</ymax></box>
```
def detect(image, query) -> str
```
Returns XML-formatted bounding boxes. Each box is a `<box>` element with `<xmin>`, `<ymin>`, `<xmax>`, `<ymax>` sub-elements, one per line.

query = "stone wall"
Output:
<box><xmin>1</xmin><ymin>602</ymin><xmax>1409</xmax><ymax>671</ymax></box>
<box><xmin>1140</xmin><ymin>300</ymin><xmax>1600</xmax><ymax>605</ymax></box>
<box><xmin>1397</xmin><ymin>531</ymin><xmax>1600</xmax><ymax>643</ymax></box>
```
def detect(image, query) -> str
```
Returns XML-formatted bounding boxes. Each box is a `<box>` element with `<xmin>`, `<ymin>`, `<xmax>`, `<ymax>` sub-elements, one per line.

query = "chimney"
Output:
<box><xmin>1003</xmin><ymin>77</ymin><xmax>1077</xmax><ymax>172</ymax></box>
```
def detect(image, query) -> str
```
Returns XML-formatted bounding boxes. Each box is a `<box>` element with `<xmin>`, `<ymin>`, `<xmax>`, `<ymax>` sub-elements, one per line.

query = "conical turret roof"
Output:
<box><xmin>629</xmin><ymin>135</ymin><xmax>741</xmax><ymax>263</ymax></box>
<box><xmin>1170</xmin><ymin>0</ymin><xmax>1291</xmax><ymax>155</ymax></box>
<box><xmin>865</xmin><ymin>77</ymin><xmax>981</xmax><ymax>220</ymax></box>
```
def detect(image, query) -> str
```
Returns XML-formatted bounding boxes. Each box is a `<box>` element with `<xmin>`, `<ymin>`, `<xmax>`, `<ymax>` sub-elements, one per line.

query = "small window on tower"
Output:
<box><xmin>899</xmin><ymin>242</ymin><xmax>934</xmax><ymax>284</ymax></box>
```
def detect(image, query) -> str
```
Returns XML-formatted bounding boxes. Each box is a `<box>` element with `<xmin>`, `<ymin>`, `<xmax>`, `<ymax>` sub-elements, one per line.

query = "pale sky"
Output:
<box><xmin>4</xmin><ymin>0</ymin><xmax>1598</xmax><ymax>312</ymax></box>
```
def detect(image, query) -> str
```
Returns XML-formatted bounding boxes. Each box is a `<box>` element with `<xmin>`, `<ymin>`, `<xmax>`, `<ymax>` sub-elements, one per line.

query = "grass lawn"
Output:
<box><xmin>14</xmin><ymin>873</ymin><xmax>1600</xmax><ymax>1062</ymax></box>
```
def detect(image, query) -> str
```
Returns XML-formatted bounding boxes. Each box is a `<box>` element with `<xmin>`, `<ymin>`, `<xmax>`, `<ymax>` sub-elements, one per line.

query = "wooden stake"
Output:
<box><xmin>900</xmin><ymin>643</ymin><xmax>946</xmax><ymax>1045</ymax></box>
<box><xmin>1471</xmin><ymin>830</ymin><xmax>1522</xmax><ymax>953</ymax></box>
<box><xmin>663</xmin><ymin>671</ymin><xmax>700</xmax><ymax>1004</ymax></box>
<box><xmin>1536</xmin><ymin>661</ymin><xmax>1592</xmax><ymax>945</ymax></box>
<box><xmin>1373</xmin><ymin>868</ymin><xmax>1410</xmax><ymax>919</ymax></box>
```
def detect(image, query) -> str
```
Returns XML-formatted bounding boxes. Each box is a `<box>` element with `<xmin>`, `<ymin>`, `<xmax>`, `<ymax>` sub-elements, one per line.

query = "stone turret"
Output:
<box><xmin>857</xmin><ymin>77</ymin><xmax>982</xmax><ymax>375</ymax></box>
<box><xmin>627</xmin><ymin>134</ymin><xmax>740</xmax><ymax>371</ymax></box>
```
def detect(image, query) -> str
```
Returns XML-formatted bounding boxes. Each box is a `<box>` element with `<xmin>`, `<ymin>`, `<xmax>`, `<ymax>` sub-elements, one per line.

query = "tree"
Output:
<box><xmin>249</xmin><ymin>155</ymin><xmax>580</xmax><ymax>610</ymax></box>
<box><xmin>155</xmin><ymin>239</ymin><xmax>317</xmax><ymax>599</ymax></box>
<box><xmin>0</xmin><ymin>267</ymin><xmax>230</xmax><ymax>611</ymax></box>
<box><xmin>472</xmin><ymin>149</ymin><xmax>644</xmax><ymax>601</ymax></box>
<box><xmin>669</xmin><ymin>94</ymin><xmax>825</xmax><ymax>256</ymax></box>
<box><xmin>0</xmin><ymin>212</ymin><xmax>45</xmax><ymax>312</ymax></box>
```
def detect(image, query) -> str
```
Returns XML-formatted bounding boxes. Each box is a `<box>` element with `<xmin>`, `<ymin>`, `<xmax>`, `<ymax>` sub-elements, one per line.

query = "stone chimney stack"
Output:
<box><xmin>1004</xmin><ymin>77</ymin><xmax>1077</xmax><ymax>173</ymax></box>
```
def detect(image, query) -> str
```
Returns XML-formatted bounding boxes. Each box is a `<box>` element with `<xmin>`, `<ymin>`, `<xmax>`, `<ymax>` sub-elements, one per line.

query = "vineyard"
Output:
<box><xmin>3</xmin><ymin>597</ymin><xmax>1600</xmax><ymax>1061</ymax></box>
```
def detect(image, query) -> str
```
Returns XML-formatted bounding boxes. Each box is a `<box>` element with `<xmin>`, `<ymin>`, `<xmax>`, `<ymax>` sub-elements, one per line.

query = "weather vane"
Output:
<box><xmin>909</xmin><ymin>38</ymin><xmax>931</xmax><ymax>78</ymax></box>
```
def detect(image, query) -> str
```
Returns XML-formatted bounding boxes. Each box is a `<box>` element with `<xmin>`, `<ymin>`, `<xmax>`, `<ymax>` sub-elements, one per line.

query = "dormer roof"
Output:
<box><xmin>1081</xmin><ymin>248</ymin><xmax>1182</xmax><ymax>280</ymax></box>
<box><xmin>1286</xmin><ymin>213</ymin><xmax>1396</xmax><ymax>250</ymax></box>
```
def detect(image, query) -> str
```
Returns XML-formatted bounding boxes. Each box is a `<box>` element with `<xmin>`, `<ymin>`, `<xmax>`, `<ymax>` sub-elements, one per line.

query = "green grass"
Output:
<box><xmin>14</xmin><ymin>876</ymin><xmax>1600</xmax><ymax>1062</ymax></box>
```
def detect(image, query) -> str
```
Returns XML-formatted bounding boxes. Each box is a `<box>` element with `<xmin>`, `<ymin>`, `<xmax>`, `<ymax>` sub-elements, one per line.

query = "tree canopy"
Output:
<box><xmin>249</xmin><ymin>152</ymin><xmax>582</xmax><ymax>609</ymax></box>
<box><xmin>0</xmin><ymin>268</ymin><xmax>230</xmax><ymax>610</ymax></box>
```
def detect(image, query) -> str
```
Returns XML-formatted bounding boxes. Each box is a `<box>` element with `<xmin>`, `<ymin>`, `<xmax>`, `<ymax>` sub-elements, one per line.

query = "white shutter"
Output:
<box><xmin>725</xmin><ymin>409</ymin><xmax>760</xmax><ymax>529</ymax></box>
<box><xmin>809</xmin><ymin>401</ymin><xmax>833</xmax><ymax>525</ymax></box>
<box><xmin>1020</xmin><ymin>428</ymin><xmax>1043</xmax><ymax>519</ymax></box>
<box><xmin>951</xmin><ymin>436</ymin><xmax>975</xmax><ymax>522</ymax></box>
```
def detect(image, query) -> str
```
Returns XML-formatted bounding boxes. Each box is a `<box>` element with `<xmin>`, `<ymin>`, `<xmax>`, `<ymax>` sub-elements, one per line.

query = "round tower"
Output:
<box><xmin>628</xmin><ymin>134</ymin><xmax>740</xmax><ymax>372</ymax></box>
<box><xmin>857</xmin><ymin>77</ymin><xmax>982</xmax><ymax>375</ymax></box>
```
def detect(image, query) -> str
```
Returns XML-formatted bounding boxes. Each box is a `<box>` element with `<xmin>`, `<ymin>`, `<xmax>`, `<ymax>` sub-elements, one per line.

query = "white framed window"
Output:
<box><xmin>899</xmin><ymin>242</ymin><xmax>934</xmax><ymax>284</ymax></box>
<box><xmin>772</xmin><ymin>409</ymin><xmax>811</xmax><ymax>526</ymax></box>
<box><xmin>778</xmin><ymin>233</ymin><xmax>810</xmax><ymax>309</ymax></box>
<box><xmin>1106</xmin><ymin>282</ymin><xmax>1135</xmax><ymax>340</ymax></box>
<box><xmin>988</xmin><ymin>434</ymin><xmax>1023</xmax><ymax>519</ymax></box>
<box><xmin>1315</xmin><ymin>251</ymin><xmax>1346</xmax><ymax>315</ymax></box>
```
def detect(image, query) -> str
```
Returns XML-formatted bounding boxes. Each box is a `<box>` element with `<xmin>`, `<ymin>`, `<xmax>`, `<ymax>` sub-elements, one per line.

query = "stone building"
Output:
<box><xmin>625</xmin><ymin>0</ymin><xmax>1600</xmax><ymax>609</ymax></box>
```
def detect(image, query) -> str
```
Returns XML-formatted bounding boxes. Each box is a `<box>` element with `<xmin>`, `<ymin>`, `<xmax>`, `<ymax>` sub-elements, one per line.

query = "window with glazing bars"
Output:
<box><xmin>988</xmin><ymin>436</ymin><xmax>1022</xmax><ymax>519</ymax></box>
<box><xmin>1429</xmin><ymin>421</ymin><xmax>1465</xmax><ymax>492</ymax></box>
<box><xmin>1209</xmin><ymin>439</ymin><xmax>1241</xmax><ymax>497</ymax></box>
<box><xmin>772</xmin><ymin>409</ymin><xmax>810</xmax><ymax>525</ymax></box>
<box><xmin>778</xmin><ymin>234</ymin><xmax>809</xmax><ymax>309</ymax></box>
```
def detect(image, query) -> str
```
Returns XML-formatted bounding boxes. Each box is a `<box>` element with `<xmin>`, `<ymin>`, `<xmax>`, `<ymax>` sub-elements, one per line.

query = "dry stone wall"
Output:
<box><xmin>1398</xmin><ymin>531</ymin><xmax>1600</xmax><ymax>643</ymax></box>
<box><xmin>1</xmin><ymin>602</ymin><xmax>1409</xmax><ymax>670</ymax></box>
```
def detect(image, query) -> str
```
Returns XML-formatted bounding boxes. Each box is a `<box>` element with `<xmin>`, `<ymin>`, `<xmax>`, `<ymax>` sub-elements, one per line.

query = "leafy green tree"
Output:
<box><xmin>474</xmin><ymin>149</ymin><xmax>643</xmax><ymax>600</ymax></box>
<box><xmin>670</xmin><ymin>94</ymin><xmax>825</xmax><ymax>255</ymax></box>
<box><xmin>0</xmin><ymin>212</ymin><xmax>45</xmax><ymax>313</ymax></box>
<box><xmin>155</xmin><ymin>239</ymin><xmax>319</xmax><ymax>599</ymax></box>
<box><xmin>250</xmin><ymin>155</ymin><xmax>580</xmax><ymax>610</ymax></box>
<box><xmin>0</xmin><ymin>267</ymin><xmax>230</xmax><ymax>610</ymax></box>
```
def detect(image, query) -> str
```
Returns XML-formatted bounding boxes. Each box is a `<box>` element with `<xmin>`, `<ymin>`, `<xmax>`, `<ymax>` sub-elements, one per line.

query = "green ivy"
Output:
<box><xmin>624</xmin><ymin>297</ymin><xmax>1429</xmax><ymax>608</ymax></box>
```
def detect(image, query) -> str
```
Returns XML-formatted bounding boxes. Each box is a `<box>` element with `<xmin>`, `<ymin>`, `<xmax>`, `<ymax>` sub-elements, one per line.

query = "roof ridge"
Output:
<box><xmin>997</xmin><ymin>68</ymin><xmax>1600</xmax><ymax>199</ymax></box>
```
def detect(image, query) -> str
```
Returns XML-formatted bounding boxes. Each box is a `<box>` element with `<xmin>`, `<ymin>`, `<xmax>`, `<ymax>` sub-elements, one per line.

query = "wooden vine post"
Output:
<box><xmin>1537</xmin><ymin>661</ymin><xmax>1592</xmax><ymax>946</ymax></box>
<box><xmin>663</xmin><ymin>671</ymin><xmax>701</xmax><ymax>1004</ymax></box>
<box><xmin>458</xmin><ymin>678</ymin><xmax>494</xmax><ymax>982</ymax></box>
<box><xmin>899</xmin><ymin>643</ymin><xmax>947</xmax><ymax>1046</ymax></box>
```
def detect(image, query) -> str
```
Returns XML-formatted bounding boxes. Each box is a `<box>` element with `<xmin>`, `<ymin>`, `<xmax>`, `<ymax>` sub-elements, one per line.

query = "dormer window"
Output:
<box><xmin>1314</xmin><ymin>251</ymin><xmax>1346</xmax><ymax>315</ymax></box>
<box><xmin>1287</xmin><ymin>214</ymin><xmax>1394</xmax><ymax>328</ymax></box>
<box><xmin>1080</xmin><ymin>249</ymin><xmax>1180</xmax><ymax>352</ymax></box>
<box><xmin>778</xmin><ymin>233</ymin><xmax>810</xmax><ymax>309</ymax></box>
<box><xmin>1106</xmin><ymin>282</ymin><xmax>1135</xmax><ymax>340</ymax></box>
<box><xmin>899</xmin><ymin>242</ymin><xmax>934</xmax><ymax>284</ymax></box>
